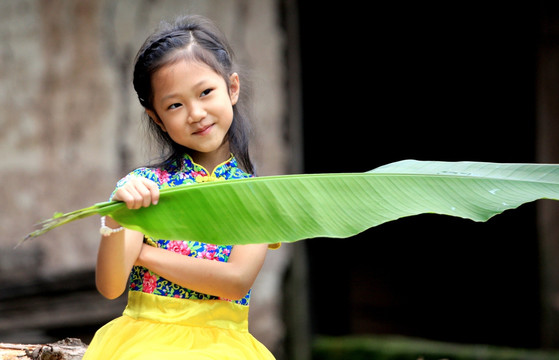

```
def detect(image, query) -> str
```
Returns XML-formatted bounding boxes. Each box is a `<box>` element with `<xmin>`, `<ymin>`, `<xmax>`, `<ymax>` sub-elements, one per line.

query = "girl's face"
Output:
<box><xmin>147</xmin><ymin>59</ymin><xmax>239</xmax><ymax>166</ymax></box>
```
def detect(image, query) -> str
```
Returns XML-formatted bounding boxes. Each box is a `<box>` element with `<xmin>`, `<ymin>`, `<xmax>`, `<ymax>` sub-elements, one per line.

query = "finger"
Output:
<box><xmin>112</xmin><ymin>188</ymin><xmax>136</xmax><ymax>209</ymax></box>
<box><xmin>132</xmin><ymin>181</ymin><xmax>152</xmax><ymax>208</ymax></box>
<box><xmin>129</xmin><ymin>178</ymin><xmax>154</xmax><ymax>209</ymax></box>
<box><xmin>141</xmin><ymin>178</ymin><xmax>160</xmax><ymax>205</ymax></box>
<box><xmin>130</xmin><ymin>178</ymin><xmax>160</xmax><ymax>208</ymax></box>
<box><xmin>113</xmin><ymin>177</ymin><xmax>159</xmax><ymax>209</ymax></box>
<box><xmin>124</xmin><ymin>186</ymin><xmax>144</xmax><ymax>210</ymax></box>
<box><xmin>120</xmin><ymin>179</ymin><xmax>146</xmax><ymax>209</ymax></box>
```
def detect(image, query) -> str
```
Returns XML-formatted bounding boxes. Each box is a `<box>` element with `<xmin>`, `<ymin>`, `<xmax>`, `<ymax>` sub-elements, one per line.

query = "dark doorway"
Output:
<box><xmin>299</xmin><ymin>2</ymin><xmax>541</xmax><ymax>348</ymax></box>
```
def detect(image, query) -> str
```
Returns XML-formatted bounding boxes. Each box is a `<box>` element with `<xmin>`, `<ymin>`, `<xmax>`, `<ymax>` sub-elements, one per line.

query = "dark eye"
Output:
<box><xmin>168</xmin><ymin>103</ymin><xmax>182</xmax><ymax>110</ymax></box>
<box><xmin>201</xmin><ymin>88</ymin><xmax>213</xmax><ymax>97</ymax></box>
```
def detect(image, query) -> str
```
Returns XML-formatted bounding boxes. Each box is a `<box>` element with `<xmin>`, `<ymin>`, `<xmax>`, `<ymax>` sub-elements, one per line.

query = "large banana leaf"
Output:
<box><xmin>22</xmin><ymin>160</ymin><xmax>559</xmax><ymax>246</ymax></box>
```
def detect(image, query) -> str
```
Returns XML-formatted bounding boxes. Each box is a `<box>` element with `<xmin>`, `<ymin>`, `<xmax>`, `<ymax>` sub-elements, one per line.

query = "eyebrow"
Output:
<box><xmin>160</xmin><ymin>93</ymin><xmax>180</xmax><ymax>102</ymax></box>
<box><xmin>159</xmin><ymin>80</ymin><xmax>210</xmax><ymax>102</ymax></box>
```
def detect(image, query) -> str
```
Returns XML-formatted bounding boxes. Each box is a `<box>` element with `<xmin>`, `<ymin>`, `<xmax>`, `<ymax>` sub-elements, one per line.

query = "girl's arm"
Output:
<box><xmin>95</xmin><ymin>222</ymin><xmax>144</xmax><ymax>299</ymax></box>
<box><xmin>95</xmin><ymin>177</ymin><xmax>160</xmax><ymax>299</ymax></box>
<box><xmin>135</xmin><ymin>243</ymin><xmax>269</xmax><ymax>300</ymax></box>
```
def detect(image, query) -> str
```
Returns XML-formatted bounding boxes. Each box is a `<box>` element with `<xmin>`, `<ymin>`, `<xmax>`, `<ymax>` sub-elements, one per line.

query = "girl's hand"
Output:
<box><xmin>112</xmin><ymin>177</ymin><xmax>160</xmax><ymax>209</ymax></box>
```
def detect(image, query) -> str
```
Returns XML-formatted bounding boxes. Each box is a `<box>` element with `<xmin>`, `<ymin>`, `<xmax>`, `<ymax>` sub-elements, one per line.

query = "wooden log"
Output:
<box><xmin>0</xmin><ymin>342</ymin><xmax>40</xmax><ymax>360</ymax></box>
<box><xmin>0</xmin><ymin>338</ymin><xmax>87</xmax><ymax>360</ymax></box>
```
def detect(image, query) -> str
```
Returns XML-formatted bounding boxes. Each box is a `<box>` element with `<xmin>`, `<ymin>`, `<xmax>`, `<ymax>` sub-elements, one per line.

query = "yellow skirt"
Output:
<box><xmin>83</xmin><ymin>291</ymin><xmax>275</xmax><ymax>359</ymax></box>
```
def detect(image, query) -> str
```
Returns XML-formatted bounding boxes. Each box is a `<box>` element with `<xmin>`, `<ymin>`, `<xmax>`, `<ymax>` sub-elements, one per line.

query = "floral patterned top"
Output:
<box><xmin>112</xmin><ymin>154</ymin><xmax>253</xmax><ymax>306</ymax></box>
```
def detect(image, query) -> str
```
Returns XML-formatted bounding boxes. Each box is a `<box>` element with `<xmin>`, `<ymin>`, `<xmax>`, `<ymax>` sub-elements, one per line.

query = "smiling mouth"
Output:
<box><xmin>193</xmin><ymin>124</ymin><xmax>213</xmax><ymax>135</ymax></box>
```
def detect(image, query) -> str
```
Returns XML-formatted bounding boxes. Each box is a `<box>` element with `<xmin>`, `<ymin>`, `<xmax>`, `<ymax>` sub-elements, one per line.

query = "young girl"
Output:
<box><xmin>83</xmin><ymin>15</ymin><xmax>275</xmax><ymax>359</ymax></box>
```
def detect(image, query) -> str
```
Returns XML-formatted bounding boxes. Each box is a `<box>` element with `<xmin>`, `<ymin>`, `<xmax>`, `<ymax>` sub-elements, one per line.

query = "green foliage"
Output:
<box><xmin>312</xmin><ymin>335</ymin><xmax>559</xmax><ymax>360</ymax></box>
<box><xmin>23</xmin><ymin>160</ymin><xmax>559</xmax><ymax>246</ymax></box>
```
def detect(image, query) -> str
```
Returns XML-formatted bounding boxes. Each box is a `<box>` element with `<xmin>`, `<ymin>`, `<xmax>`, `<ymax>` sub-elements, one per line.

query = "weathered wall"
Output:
<box><xmin>0</xmin><ymin>0</ymin><xmax>291</xmax><ymax>353</ymax></box>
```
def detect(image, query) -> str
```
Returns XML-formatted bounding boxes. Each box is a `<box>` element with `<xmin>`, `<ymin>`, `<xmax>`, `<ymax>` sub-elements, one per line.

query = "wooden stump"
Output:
<box><xmin>0</xmin><ymin>338</ymin><xmax>87</xmax><ymax>360</ymax></box>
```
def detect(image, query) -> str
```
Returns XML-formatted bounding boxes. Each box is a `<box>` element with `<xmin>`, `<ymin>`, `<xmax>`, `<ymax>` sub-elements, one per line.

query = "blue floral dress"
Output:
<box><xmin>83</xmin><ymin>154</ymin><xmax>275</xmax><ymax>360</ymax></box>
<box><xmin>115</xmin><ymin>154</ymin><xmax>253</xmax><ymax>305</ymax></box>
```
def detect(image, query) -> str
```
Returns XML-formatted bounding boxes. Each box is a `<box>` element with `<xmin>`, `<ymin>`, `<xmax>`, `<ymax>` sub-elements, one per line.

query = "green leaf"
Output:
<box><xmin>22</xmin><ymin>160</ymin><xmax>559</xmax><ymax>246</ymax></box>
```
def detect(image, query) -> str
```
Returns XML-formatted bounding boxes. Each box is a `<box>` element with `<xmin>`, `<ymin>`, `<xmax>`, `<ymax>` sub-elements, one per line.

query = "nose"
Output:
<box><xmin>187</xmin><ymin>101</ymin><xmax>207</xmax><ymax>123</ymax></box>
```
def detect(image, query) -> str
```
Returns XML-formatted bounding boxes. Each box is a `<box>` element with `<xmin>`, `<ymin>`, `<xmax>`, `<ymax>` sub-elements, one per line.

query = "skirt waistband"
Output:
<box><xmin>123</xmin><ymin>291</ymin><xmax>249</xmax><ymax>332</ymax></box>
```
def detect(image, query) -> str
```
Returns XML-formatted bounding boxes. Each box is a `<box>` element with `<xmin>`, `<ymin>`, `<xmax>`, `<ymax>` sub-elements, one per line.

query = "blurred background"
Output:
<box><xmin>2</xmin><ymin>1</ymin><xmax>559</xmax><ymax>359</ymax></box>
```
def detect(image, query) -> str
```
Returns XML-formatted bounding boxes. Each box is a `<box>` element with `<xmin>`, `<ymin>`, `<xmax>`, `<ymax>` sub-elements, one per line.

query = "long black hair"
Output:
<box><xmin>133</xmin><ymin>15</ymin><xmax>254</xmax><ymax>174</ymax></box>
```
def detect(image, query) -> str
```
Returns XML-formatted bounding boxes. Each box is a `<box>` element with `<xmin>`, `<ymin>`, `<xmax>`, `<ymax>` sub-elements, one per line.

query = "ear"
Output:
<box><xmin>228</xmin><ymin>72</ymin><xmax>240</xmax><ymax>106</ymax></box>
<box><xmin>146</xmin><ymin>109</ymin><xmax>167</xmax><ymax>132</ymax></box>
